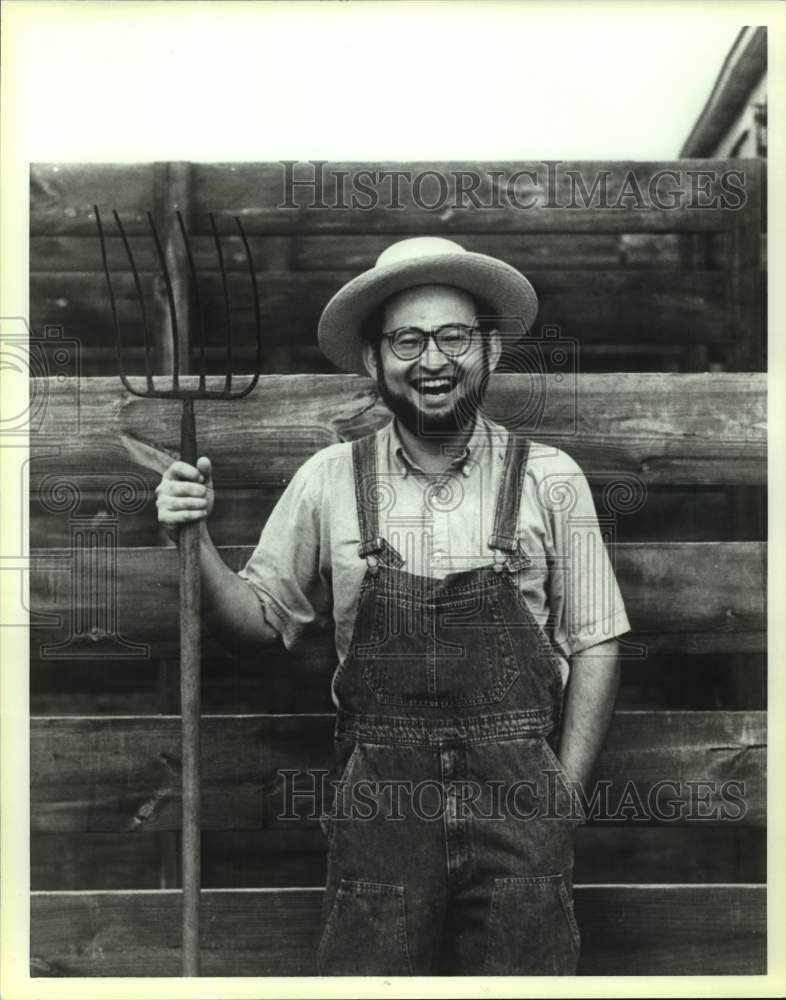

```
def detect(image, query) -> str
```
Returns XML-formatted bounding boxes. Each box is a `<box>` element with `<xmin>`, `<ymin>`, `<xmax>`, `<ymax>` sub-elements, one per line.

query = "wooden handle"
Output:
<box><xmin>179</xmin><ymin>398</ymin><xmax>201</xmax><ymax>976</ymax></box>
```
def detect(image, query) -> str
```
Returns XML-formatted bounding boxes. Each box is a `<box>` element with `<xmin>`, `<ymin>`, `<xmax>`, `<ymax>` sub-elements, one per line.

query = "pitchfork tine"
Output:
<box><xmin>176</xmin><ymin>211</ymin><xmax>207</xmax><ymax>392</ymax></box>
<box><xmin>112</xmin><ymin>211</ymin><xmax>155</xmax><ymax>392</ymax></box>
<box><xmin>209</xmin><ymin>213</ymin><xmax>233</xmax><ymax>394</ymax></box>
<box><xmin>147</xmin><ymin>210</ymin><xmax>181</xmax><ymax>387</ymax></box>
<box><xmin>113</xmin><ymin>211</ymin><xmax>154</xmax><ymax>392</ymax></box>
<box><xmin>94</xmin><ymin>205</ymin><xmax>125</xmax><ymax>386</ymax></box>
<box><xmin>95</xmin><ymin>206</ymin><xmax>155</xmax><ymax>393</ymax></box>
<box><xmin>234</xmin><ymin>216</ymin><xmax>263</xmax><ymax>397</ymax></box>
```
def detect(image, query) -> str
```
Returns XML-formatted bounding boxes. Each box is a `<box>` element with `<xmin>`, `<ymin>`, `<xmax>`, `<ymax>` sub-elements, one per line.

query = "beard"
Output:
<box><xmin>375</xmin><ymin>341</ymin><xmax>492</xmax><ymax>439</ymax></box>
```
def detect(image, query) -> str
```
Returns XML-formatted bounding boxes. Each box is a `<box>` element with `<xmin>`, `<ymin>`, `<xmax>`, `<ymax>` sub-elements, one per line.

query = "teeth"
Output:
<box><xmin>418</xmin><ymin>379</ymin><xmax>451</xmax><ymax>389</ymax></box>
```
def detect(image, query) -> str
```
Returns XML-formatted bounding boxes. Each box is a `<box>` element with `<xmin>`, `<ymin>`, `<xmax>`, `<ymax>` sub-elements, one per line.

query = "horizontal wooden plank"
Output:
<box><xmin>23</xmin><ymin>343</ymin><xmax>717</xmax><ymax>379</ymax></box>
<box><xmin>191</xmin><ymin>160</ymin><xmax>748</xmax><ymax>234</ymax></box>
<box><xmin>29</xmin><ymin>232</ymin><xmax>727</xmax><ymax>274</ymax></box>
<box><xmin>200</xmin><ymin>826</ymin><xmax>767</xmax><ymax>892</ymax></box>
<box><xmin>29</xmin><ymin>648</ymin><xmax>319</xmax><ymax>716</ymax></box>
<box><xmin>30</xmin><ymin>825</ymin><xmax>765</xmax><ymax>891</ymax></box>
<box><xmin>30</xmin><ymin>710</ymin><xmax>766</xmax><ymax>832</ymax></box>
<box><xmin>292</xmin><ymin>233</ymin><xmax>727</xmax><ymax>273</ymax></box>
<box><xmin>29</xmin><ymin>373</ymin><xmax>767</xmax><ymax>487</ymax></box>
<box><xmin>29</xmin><ymin>650</ymin><xmax>767</xmax><ymax>717</ymax></box>
<box><xmin>613</xmin><ymin>651</ymin><xmax>766</xmax><ymax>712</ymax></box>
<box><xmin>31</xmin><ymin>832</ymin><xmax>178</xmax><ymax>891</ymax></box>
<box><xmin>30</xmin><ymin>884</ymin><xmax>766</xmax><ymax>975</ymax></box>
<box><xmin>30</xmin><ymin>164</ymin><xmax>154</xmax><ymax>236</ymax></box>
<box><xmin>30</xmin><ymin>234</ymin><xmax>295</xmax><ymax>273</ymax></box>
<box><xmin>614</xmin><ymin>542</ymin><xmax>765</xmax><ymax>640</ymax></box>
<box><xmin>31</xmin><ymin>830</ymin><xmax>322</xmax><ymax>891</ymax></box>
<box><xmin>201</xmin><ymin>824</ymin><xmax>768</xmax><ymax>889</ymax></box>
<box><xmin>30</xmin><ymin>269</ymin><xmax>732</xmax><ymax>347</ymax></box>
<box><xmin>31</xmin><ymin>160</ymin><xmax>758</xmax><ymax>236</ymax></box>
<box><xmin>573</xmin><ymin>824</ymin><xmax>765</xmax><ymax>884</ymax></box>
<box><xmin>29</xmin><ymin>542</ymin><xmax>766</xmax><ymax>660</ymax></box>
<box><xmin>29</xmin><ymin>483</ymin><xmax>751</xmax><ymax>549</ymax></box>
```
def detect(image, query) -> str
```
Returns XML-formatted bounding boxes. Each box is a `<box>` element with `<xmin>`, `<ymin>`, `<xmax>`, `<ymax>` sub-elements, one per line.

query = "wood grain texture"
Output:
<box><xmin>30</xmin><ymin>232</ymin><xmax>725</xmax><ymax>274</ymax></box>
<box><xmin>30</xmin><ymin>234</ymin><xmax>294</xmax><ymax>273</ymax></box>
<box><xmin>30</xmin><ymin>710</ymin><xmax>766</xmax><ymax>832</ymax></box>
<box><xmin>29</xmin><ymin>269</ymin><xmax>732</xmax><ymax>350</ymax></box>
<box><xmin>150</xmin><ymin>162</ymin><xmax>193</xmax><ymax>376</ymax></box>
<box><xmin>29</xmin><ymin>484</ymin><xmax>746</xmax><ymax>549</ymax></box>
<box><xmin>29</xmin><ymin>650</ymin><xmax>767</xmax><ymax>717</ymax></box>
<box><xmin>31</xmin><ymin>832</ymin><xmax>179</xmax><ymax>890</ymax></box>
<box><xmin>29</xmin><ymin>160</ymin><xmax>760</xmax><ymax>378</ymax></box>
<box><xmin>31</xmin><ymin>824</ymin><xmax>765</xmax><ymax>891</ymax></box>
<box><xmin>31</xmin><ymin>164</ymin><xmax>154</xmax><ymax>236</ymax></box>
<box><xmin>190</xmin><ymin>160</ymin><xmax>743</xmax><ymax>234</ymax></box>
<box><xmin>32</xmin><ymin>160</ymin><xmax>753</xmax><ymax>236</ymax></box>
<box><xmin>290</xmin><ymin>232</ymin><xmax>725</xmax><ymax>273</ymax></box>
<box><xmin>725</xmin><ymin>160</ymin><xmax>765</xmax><ymax>369</ymax></box>
<box><xmin>29</xmin><ymin>373</ymin><xmax>767</xmax><ymax>489</ymax></box>
<box><xmin>29</xmin><ymin>884</ymin><xmax>766</xmax><ymax>975</ymax></box>
<box><xmin>28</xmin><ymin>541</ymin><xmax>766</xmax><ymax>660</ymax></box>
<box><xmin>27</xmin><ymin>343</ymin><xmax>724</xmax><ymax>378</ymax></box>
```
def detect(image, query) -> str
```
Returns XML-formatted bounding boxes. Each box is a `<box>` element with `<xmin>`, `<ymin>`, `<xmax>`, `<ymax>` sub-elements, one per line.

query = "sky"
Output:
<box><xmin>0</xmin><ymin>2</ymin><xmax>754</xmax><ymax>161</ymax></box>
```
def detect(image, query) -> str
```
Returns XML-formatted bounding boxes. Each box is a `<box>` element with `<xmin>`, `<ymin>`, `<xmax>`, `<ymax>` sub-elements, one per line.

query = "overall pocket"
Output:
<box><xmin>540</xmin><ymin>738</ymin><xmax>588</xmax><ymax>825</ymax></box>
<box><xmin>484</xmin><ymin>873</ymin><xmax>580</xmax><ymax>975</ymax></box>
<box><xmin>319</xmin><ymin>742</ymin><xmax>360</xmax><ymax>844</ymax></box>
<box><xmin>358</xmin><ymin>588</ymin><xmax>520</xmax><ymax>707</ymax></box>
<box><xmin>317</xmin><ymin>878</ymin><xmax>413</xmax><ymax>975</ymax></box>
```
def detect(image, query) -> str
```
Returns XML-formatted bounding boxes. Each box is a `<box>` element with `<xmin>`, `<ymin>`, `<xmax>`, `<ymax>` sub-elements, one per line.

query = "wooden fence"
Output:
<box><xmin>29</xmin><ymin>372</ymin><xmax>766</xmax><ymax>975</ymax></box>
<box><xmin>30</xmin><ymin>159</ymin><xmax>765</xmax><ymax>374</ymax></box>
<box><xmin>28</xmin><ymin>160</ymin><xmax>766</xmax><ymax>976</ymax></box>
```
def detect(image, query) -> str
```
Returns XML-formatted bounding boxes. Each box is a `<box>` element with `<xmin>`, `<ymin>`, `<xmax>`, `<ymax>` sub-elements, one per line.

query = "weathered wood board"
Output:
<box><xmin>30</xmin><ymin>825</ymin><xmax>765</xmax><ymax>892</ymax></box>
<box><xmin>30</xmin><ymin>884</ymin><xmax>766</xmax><ymax>975</ymax></box>
<box><xmin>28</xmin><ymin>541</ymin><xmax>767</xmax><ymax>660</ymax></box>
<box><xmin>30</xmin><ymin>710</ymin><xmax>766</xmax><ymax>832</ymax></box>
<box><xmin>29</xmin><ymin>373</ymin><xmax>767</xmax><ymax>488</ymax></box>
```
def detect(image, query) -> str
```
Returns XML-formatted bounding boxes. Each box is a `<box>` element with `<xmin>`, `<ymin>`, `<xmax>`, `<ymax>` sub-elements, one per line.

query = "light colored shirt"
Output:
<box><xmin>238</xmin><ymin>416</ymin><xmax>630</xmax><ymax>705</ymax></box>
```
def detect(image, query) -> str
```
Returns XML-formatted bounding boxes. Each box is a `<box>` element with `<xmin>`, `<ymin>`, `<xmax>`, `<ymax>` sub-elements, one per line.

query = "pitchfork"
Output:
<box><xmin>95</xmin><ymin>205</ymin><xmax>262</xmax><ymax>976</ymax></box>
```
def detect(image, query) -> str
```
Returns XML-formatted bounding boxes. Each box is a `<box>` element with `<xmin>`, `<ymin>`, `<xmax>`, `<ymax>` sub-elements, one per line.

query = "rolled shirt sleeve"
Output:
<box><xmin>542</xmin><ymin>449</ymin><xmax>631</xmax><ymax>658</ymax></box>
<box><xmin>237</xmin><ymin>449</ymin><xmax>334</xmax><ymax>650</ymax></box>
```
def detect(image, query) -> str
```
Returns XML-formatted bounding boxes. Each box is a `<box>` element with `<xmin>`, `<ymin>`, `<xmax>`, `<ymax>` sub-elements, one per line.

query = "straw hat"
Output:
<box><xmin>317</xmin><ymin>237</ymin><xmax>539</xmax><ymax>373</ymax></box>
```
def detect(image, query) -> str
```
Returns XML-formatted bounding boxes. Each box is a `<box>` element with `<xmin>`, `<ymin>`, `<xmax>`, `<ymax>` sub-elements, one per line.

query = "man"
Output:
<box><xmin>156</xmin><ymin>237</ymin><xmax>630</xmax><ymax>976</ymax></box>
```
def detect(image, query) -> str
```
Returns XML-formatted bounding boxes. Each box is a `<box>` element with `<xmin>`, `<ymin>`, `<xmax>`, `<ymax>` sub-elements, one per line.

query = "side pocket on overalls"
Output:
<box><xmin>540</xmin><ymin>737</ymin><xmax>588</xmax><ymax>826</ymax></box>
<box><xmin>320</xmin><ymin>742</ymin><xmax>361</xmax><ymax>844</ymax></box>
<box><xmin>317</xmin><ymin>878</ymin><xmax>413</xmax><ymax>975</ymax></box>
<box><xmin>484</xmin><ymin>873</ymin><xmax>580</xmax><ymax>975</ymax></box>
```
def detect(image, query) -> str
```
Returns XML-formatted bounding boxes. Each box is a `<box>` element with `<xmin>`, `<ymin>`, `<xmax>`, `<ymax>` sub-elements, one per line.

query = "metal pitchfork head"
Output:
<box><xmin>94</xmin><ymin>204</ymin><xmax>262</xmax><ymax>398</ymax></box>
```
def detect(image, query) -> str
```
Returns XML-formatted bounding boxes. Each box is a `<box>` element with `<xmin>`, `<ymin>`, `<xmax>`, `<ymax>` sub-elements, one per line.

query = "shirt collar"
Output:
<box><xmin>387</xmin><ymin>415</ymin><xmax>499</xmax><ymax>478</ymax></box>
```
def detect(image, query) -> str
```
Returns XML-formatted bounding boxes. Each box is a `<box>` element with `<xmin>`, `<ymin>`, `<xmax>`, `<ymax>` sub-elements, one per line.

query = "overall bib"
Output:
<box><xmin>317</xmin><ymin>431</ymin><xmax>585</xmax><ymax>976</ymax></box>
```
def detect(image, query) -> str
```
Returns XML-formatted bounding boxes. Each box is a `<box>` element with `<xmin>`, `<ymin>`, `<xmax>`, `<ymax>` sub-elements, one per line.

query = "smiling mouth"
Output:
<box><xmin>412</xmin><ymin>377</ymin><xmax>459</xmax><ymax>398</ymax></box>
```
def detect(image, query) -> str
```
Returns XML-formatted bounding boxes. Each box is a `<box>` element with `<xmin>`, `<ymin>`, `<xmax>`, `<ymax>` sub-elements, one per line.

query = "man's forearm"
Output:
<box><xmin>195</xmin><ymin>524</ymin><xmax>279</xmax><ymax>652</ymax></box>
<box><xmin>557</xmin><ymin>638</ymin><xmax>621</xmax><ymax>791</ymax></box>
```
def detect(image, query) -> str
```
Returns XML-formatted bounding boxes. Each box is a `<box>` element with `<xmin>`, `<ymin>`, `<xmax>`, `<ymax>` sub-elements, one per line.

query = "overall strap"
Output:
<box><xmin>351</xmin><ymin>433</ymin><xmax>404</xmax><ymax>569</ymax></box>
<box><xmin>488</xmin><ymin>433</ymin><xmax>533</xmax><ymax>571</ymax></box>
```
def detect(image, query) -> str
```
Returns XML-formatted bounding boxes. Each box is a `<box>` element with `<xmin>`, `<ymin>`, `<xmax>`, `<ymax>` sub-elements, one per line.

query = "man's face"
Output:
<box><xmin>362</xmin><ymin>285</ymin><xmax>501</xmax><ymax>439</ymax></box>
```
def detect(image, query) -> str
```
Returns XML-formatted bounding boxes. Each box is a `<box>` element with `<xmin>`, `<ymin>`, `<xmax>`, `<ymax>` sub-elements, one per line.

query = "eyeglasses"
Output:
<box><xmin>381</xmin><ymin>324</ymin><xmax>476</xmax><ymax>361</ymax></box>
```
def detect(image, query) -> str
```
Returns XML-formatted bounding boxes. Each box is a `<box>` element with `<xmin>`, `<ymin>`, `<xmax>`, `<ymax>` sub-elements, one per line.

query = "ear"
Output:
<box><xmin>361</xmin><ymin>341</ymin><xmax>379</xmax><ymax>380</ymax></box>
<box><xmin>486</xmin><ymin>329</ymin><xmax>503</xmax><ymax>372</ymax></box>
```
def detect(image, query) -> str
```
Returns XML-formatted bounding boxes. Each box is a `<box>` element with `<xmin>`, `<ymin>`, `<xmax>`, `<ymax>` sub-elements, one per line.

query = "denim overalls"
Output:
<box><xmin>317</xmin><ymin>431</ymin><xmax>584</xmax><ymax>976</ymax></box>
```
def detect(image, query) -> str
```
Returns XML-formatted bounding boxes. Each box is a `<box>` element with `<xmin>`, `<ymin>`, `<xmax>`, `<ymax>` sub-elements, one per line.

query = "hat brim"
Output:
<box><xmin>317</xmin><ymin>252</ymin><xmax>539</xmax><ymax>374</ymax></box>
